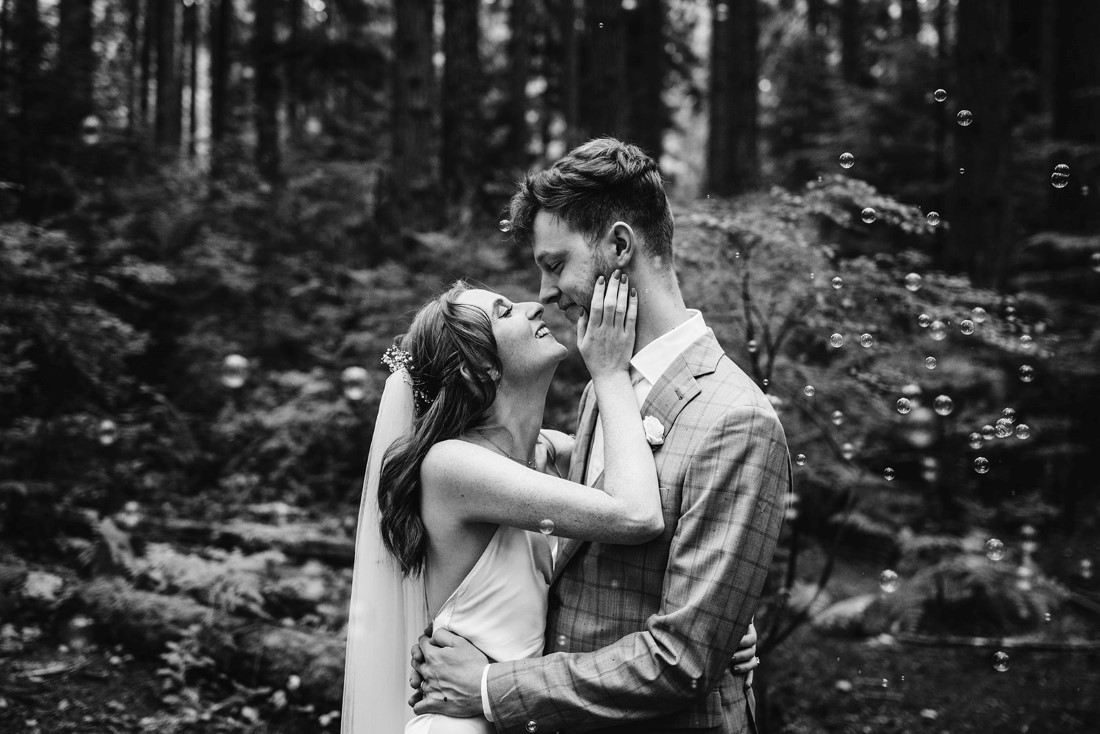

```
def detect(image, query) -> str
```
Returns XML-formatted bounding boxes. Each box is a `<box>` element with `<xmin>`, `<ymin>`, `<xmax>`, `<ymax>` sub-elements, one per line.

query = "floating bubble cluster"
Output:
<box><xmin>839</xmin><ymin>152</ymin><xmax>855</xmax><ymax>169</ymax></box>
<box><xmin>341</xmin><ymin>366</ymin><xmax>369</xmax><ymax>401</ymax></box>
<box><xmin>221</xmin><ymin>354</ymin><xmax>250</xmax><ymax>389</ymax></box>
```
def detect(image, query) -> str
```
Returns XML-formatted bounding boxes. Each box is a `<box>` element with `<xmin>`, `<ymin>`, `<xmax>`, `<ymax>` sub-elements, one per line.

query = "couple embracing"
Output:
<box><xmin>342</xmin><ymin>138</ymin><xmax>791</xmax><ymax>734</ymax></box>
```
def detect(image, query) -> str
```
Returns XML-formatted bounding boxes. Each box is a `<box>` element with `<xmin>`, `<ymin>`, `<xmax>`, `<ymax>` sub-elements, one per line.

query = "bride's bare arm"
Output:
<box><xmin>423</xmin><ymin>272</ymin><xmax>662</xmax><ymax>544</ymax></box>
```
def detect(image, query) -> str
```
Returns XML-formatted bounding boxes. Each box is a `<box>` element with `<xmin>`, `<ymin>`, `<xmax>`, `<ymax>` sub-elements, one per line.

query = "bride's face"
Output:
<box><xmin>454</xmin><ymin>288</ymin><xmax>569</xmax><ymax>381</ymax></box>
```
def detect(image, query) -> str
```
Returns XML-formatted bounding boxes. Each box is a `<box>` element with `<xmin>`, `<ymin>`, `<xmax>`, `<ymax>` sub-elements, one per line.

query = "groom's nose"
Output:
<box><xmin>539</xmin><ymin>279</ymin><xmax>559</xmax><ymax>306</ymax></box>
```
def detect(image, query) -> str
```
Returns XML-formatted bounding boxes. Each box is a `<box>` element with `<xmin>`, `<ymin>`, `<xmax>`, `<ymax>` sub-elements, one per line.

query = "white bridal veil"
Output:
<box><xmin>341</xmin><ymin>370</ymin><xmax>428</xmax><ymax>733</ymax></box>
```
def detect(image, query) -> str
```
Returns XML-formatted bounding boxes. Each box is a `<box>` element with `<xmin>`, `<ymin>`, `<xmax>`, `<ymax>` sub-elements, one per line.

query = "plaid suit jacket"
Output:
<box><xmin>485</xmin><ymin>330</ymin><xmax>791</xmax><ymax>733</ymax></box>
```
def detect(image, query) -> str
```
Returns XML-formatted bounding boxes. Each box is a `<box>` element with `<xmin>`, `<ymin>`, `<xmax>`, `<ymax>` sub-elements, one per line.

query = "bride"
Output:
<box><xmin>342</xmin><ymin>271</ymin><xmax>661</xmax><ymax>733</ymax></box>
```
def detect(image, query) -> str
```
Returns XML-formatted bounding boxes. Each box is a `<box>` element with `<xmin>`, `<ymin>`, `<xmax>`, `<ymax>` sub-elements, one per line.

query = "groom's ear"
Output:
<box><xmin>604</xmin><ymin>221</ymin><xmax>636</xmax><ymax>269</ymax></box>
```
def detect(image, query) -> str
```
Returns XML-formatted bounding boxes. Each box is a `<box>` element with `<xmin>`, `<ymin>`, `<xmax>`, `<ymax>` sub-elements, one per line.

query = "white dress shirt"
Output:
<box><xmin>480</xmin><ymin>310</ymin><xmax>709</xmax><ymax>721</ymax></box>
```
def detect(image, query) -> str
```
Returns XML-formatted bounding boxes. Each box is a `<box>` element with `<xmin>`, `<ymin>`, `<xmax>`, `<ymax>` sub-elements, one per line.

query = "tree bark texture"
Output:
<box><xmin>506</xmin><ymin>0</ymin><xmax>532</xmax><ymax>172</ymax></box>
<box><xmin>209</xmin><ymin>0</ymin><xmax>232</xmax><ymax>144</ymax></box>
<box><xmin>442</xmin><ymin>0</ymin><xmax>485</xmax><ymax>221</ymax></box>
<box><xmin>253</xmin><ymin>0</ymin><xmax>281</xmax><ymax>182</ymax></box>
<box><xmin>560</xmin><ymin>0</ymin><xmax>581</xmax><ymax>148</ymax></box>
<box><xmin>392</xmin><ymin>0</ymin><xmax>441</xmax><ymax>229</ymax></box>
<box><xmin>155</xmin><ymin>0</ymin><xmax>181</xmax><ymax>149</ymax></box>
<box><xmin>950</xmin><ymin>0</ymin><xmax>1011</xmax><ymax>289</ymax></box>
<box><xmin>707</xmin><ymin>0</ymin><xmax>758</xmax><ymax>196</ymax></box>
<box><xmin>840</xmin><ymin>0</ymin><xmax>867</xmax><ymax>86</ymax></box>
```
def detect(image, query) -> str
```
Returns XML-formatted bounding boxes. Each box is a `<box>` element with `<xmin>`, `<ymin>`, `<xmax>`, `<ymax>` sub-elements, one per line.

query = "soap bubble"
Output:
<box><xmin>831</xmin><ymin>410</ymin><xmax>844</xmax><ymax>426</ymax></box>
<box><xmin>968</xmin><ymin>432</ymin><xmax>983</xmax><ymax>449</ymax></box>
<box><xmin>985</xmin><ymin>538</ymin><xmax>1005</xmax><ymax>561</ymax></box>
<box><xmin>883</xmin><ymin>467</ymin><xmax>895</xmax><ymax>481</ymax></box>
<box><xmin>959</xmin><ymin>319</ymin><xmax>975</xmax><ymax>335</ymax></box>
<box><xmin>992</xmin><ymin>651</ymin><xmax>1009</xmax><ymax>672</ymax></box>
<box><xmin>803</xmin><ymin>385</ymin><xmax>816</xmax><ymax>397</ymax></box>
<box><xmin>841</xmin><ymin>442</ymin><xmax>855</xmax><ymax>460</ymax></box>
<box><xmin>933</xmin><ymin>395</ymin><xmax>954</xmax><ymax>416</ymax></box>
<box><xmin>879</xmin><ymin>569</ymin><xmax>899</xmax><ymax>593</ymax></box>
<box><xmin>1092</xmin><ymin>252</ymin><xmax>1100</xmax><ymax>273</ymax></box>
<box><xmin>925</xmin><ymin>356</ymin><xmax>937</xmax><ymax>369</ymax></box>
<box><xmin>905</xmin><ymin>273</ymin><xmax>922</xmax><ymax>292</ymax></box>
<box><xmin>97</xmin><ymin>419</ymin><xmax>119</xmax><ymax>446</ymax></box>
<box><xmin>499</xmin><ymin>219</ymin><xmax>513</xmax><ymax>232</ymax></box>
<box><xmin>795</xmin><ymin>453</ymin><xmax>806</xmax><ymax>466</ymax></box>
<box><xmin>927</xmin><ymin>211</ymin><xmax>940</xmax><ymax>226</ymax></box>
<box><xmin>341</xmin><ymin>366</ymin><xmax>369</xmax><ymax>401</ymax></box>
<box><xmin>1019</xmin><ymin>334</ymin><xmax>1034</xmax><ymax>350</ymax></box>
<box><xmin>526</xmin><ymin>721</ymin><xmax>539</xmax><ymax>733</ymax></box>
<box><xmin>860</xmin><ymin>207</ymin><xmax>877</xmax><ymax>224</ymax></box>
<box><xmin>918</xmin><ymin>313</ymin><xmax>932</xmax><ymax>328</ymax></box>
<box><xmin>1001</xmin><ymin>407</ymin><xmax>1016</xmax><ymax>422</ymax></box>
<box><xmin>956</xmin><ymin>109</ymin><xmax>973</xmax><ymax>126</ymax></box>
<box><xmin>557</xmin><ymin>634</ymin><xmax>567</xmax><ymax>647</ymax></box>
<box><xmin>995</xmin><ymin>419</ymin><xmax>1012</xmax><ymax>439</ymax></box>
<box><xmin>980</xmin><ymin>424</ymin><xmax>995</xmax><ymax>440</ymax></box>
<box><xmin>538</xmin><ymin>519</ymin><xmax>555</xmax><ymax>535</ymax></box>
<box><xmin>221</xmin><ymin>354</ymin><xmax>250</xmax><ymax>389</ymax></box>
<box><xmin>1050</xmin><ymin>170</ymin><xmax>1069</xmax><ymax>189</ymax></box>
<box><xmin>971</xmin><ymin>306</ymin><xmax>988</xmax><ymax>323</ymax></box>
<box><xmin>831</xmin><ymin>276</ymin><xmax>843</xmax><ymax>289</ymax></box>
<box><xmin>933</xmin><ymin>88</ymin><xmax>947</xmax><ymax>102</ymax></box>
<box><xmin>896</xmin><ymin>398</ymin><xmax>912</xmax><ymax>415</ymax></box>
<box><xmin>929</xmin><ymin>320</ymin><xmax>947</xmax><ymax>341</ymax></box>
<box><xmin>839</xmin><ymin>152</ymin><xmax>855</xmax><ymax>169</ymax></box>
<box><xmin>973</xmin><ymin>457</ymin><xmax>990</xmax><ymax>474</ymax></box>
<box><xmin>829</xmin><ymin>333</ymin><xmax>844</xmax><ymax>348</ymax></box>
<box><xmin>1018</xmin><ymin>365</ymin><xmax>1035</xmax><ymax>383</ymax></box>
<box><xmin>1080</xmin><ymin>559</ymin><xmax>1094</xmax><ymax>580</ymax></box>
<box><xmin>747</xmin><ymin>339</ymin><xmax>758</xmax><ymax>353</ymax></box>
<box><xmin>1015</xmin><ymin>424</ymin><xmax>1030</xmax><ymax>439</ymax></box>
<box><xmin>860</xmin><ymin>333</ymin><xmax>874</xmax><ymax>348</ymax></box>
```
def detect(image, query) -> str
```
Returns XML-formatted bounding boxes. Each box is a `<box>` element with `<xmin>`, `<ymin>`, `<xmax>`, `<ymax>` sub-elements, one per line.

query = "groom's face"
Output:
<box><xmin>532</xmin><ymin>211</ymin><xmax>614</xmax><ymax>324</ymax></box>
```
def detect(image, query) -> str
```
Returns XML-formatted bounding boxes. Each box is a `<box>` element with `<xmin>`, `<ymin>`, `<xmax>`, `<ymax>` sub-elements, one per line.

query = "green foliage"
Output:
<box><xmin>136</xmin><ymin>544</ymin><xmax>278</xmax><ymax>618</ymax></box>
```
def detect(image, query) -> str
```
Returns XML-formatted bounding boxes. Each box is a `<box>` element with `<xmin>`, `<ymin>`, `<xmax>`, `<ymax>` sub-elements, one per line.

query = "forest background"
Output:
<box><xmin>1</xmin><ymin>0</ymin><xmax>1100</xmax><ymax>732</ymax></box>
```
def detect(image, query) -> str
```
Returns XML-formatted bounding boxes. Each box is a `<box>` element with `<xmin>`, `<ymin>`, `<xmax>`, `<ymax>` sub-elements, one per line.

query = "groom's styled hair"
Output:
<box><xmin>508</xmin><ymin>137</ymin><xmax>675</xmax><ymax>262</ymax></box>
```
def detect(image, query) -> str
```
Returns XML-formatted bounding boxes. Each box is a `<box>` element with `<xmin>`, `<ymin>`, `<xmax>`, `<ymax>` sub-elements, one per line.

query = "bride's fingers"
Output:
<box><xmin>588</xmin><ymin>275</ymin><xmax>607</xmax><ymax>329</ymax></box>
<box><xmin>614</xmin><ymin>273</ymin><xmax>629</xmax><ymax>330</ymax></box>
<box><xmin>625</xmin><ymin>287</ymin><xmax>638</xmax><ymax>334</ymax></box>
<box><xmin>602</xmin><ymin>270</ymin><xmax>621</xmax><ymax>325</ymax></box>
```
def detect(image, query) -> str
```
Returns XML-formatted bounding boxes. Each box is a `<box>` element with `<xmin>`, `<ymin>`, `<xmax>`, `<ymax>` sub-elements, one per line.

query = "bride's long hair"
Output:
<box><xmin>378</xmin><ymin>281</ymin><xmax>502</xmax><ymax>576</ymax></box>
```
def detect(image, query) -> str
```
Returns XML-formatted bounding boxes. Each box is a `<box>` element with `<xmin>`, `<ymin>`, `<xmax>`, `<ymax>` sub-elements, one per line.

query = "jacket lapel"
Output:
<box><xmin>552</xmin><ymin>332</ymin><xmax>727</xmax><ymax>583</ymax></box>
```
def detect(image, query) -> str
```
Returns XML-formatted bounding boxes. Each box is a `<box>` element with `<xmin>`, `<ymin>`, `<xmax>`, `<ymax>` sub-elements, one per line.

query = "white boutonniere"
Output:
<box><xmin>642</xmin><ymin>415</ymin><xmax>665</xmax><ymax>447</ymax></box>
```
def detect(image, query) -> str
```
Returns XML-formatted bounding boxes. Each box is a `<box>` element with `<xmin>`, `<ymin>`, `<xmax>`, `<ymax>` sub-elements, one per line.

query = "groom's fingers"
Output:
<box><xmin>429</xmin><ymin>627</ymin><xmax>462</xmax><ymax>648</ymax></box>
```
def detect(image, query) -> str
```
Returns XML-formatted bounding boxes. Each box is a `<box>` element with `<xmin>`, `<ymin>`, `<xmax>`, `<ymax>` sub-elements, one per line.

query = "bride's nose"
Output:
<box><xmin>525</xmin><ymin>302</ymin><xmax>544</xmax><ymax>320</ymax></box>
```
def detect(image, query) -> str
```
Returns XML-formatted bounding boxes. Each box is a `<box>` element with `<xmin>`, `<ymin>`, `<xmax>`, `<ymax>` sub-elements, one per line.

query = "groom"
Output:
<box><xmin>412</xmin><ymin>138</ymin><xmax>791</xmax><ymax>733</ymax></box>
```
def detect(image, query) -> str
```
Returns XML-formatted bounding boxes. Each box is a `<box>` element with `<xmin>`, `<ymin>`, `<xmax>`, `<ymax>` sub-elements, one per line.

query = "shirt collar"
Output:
<box><xmin>630</xmin><ymin>310</ymin><xmax>708</xmax><ymax>386</ymax></box>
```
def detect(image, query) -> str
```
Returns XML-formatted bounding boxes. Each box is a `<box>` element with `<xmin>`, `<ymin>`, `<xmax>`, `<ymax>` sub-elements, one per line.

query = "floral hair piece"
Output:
<box><xmin>381</xmin><ymin>345</ymin><xmax>432</xmax><ymax>414</ymax></box>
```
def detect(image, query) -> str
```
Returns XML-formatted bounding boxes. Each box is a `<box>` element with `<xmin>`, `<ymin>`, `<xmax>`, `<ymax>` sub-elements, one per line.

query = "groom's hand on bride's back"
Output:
<box><xmin>409</xmin><ymin>628</ymin><xmax>487</xmax><ymax>717</ymax></box>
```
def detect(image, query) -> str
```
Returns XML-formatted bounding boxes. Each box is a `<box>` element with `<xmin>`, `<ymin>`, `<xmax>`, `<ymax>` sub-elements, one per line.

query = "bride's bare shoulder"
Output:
<box><xmin>421</xmin><ymin>439</ymin><xmax>482</xmax><ymax>482</ymax></box>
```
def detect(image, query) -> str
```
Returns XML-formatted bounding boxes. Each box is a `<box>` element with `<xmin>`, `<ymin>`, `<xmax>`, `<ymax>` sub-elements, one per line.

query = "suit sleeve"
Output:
<box><xmin>485</xmin><ymin>405</ymin><xmax>791</xmax><ymax>733</ymax></box>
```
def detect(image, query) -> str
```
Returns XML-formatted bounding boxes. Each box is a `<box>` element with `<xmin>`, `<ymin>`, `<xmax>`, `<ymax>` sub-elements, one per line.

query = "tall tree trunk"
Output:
<box><xmin>126</xmin><ymin>0</ymin><xmax>139</xmax><ymax>131</ymax></box>
<box><xmin>949</xmin><ymin>0</ymin><xmax>1011</xmax><ymax>289</ymax></box>
<box><xmin>900</xmin><ymin>0</ymin><xmax>920</xmax><ymax>38</ymax></box>
<box><xmin>287</xmin><ymin>0</ymin><xmax>303</xmax><ymax>140</ymax></box>
<box><xmin>155</xmin><ymin>0</ymin><xmax>181</xmax><ymax>150</ymax></box>
<box><xmin>840</xmin><ymin>0</ymin><xmax>866</xmax><ymax>86</ymax></box>
<box><xmin>506</xmin><ymin>0</ymin><xmax>531</xmax><ymax>172</ymax></box>
<box><xmin>140</xmin><ymin>0</ymin><xmax>154</xmax><ymax>128</ymax></box>
<box><xmin>209</xmin><ymin>0</ymin><xmax>232</xmax><ymax>145</ymax></box>
<box><xmin>580</xmin><ymin>0</ymin><xmax>628</xmax><ymax>141</ymax></box>
<box><xmin>392</xmin><ymin>0</ymin><xmax>441</xmax><ymax>230</ymax></box>
<box><xmin>707</xmin><ymin>0</ymin><xmax>758</xmax><ymax>195</ymax></box>
<box><xmin>253</xmin><ymin>0</ymin><xmax>281</xmax><ymax>183</ymax></box>
<box><xmin>57</xmin><ymin>0</ymin><xmax>94</xmax><ymax>153</ymax></box>
<box><xmin>625</xmin><ymin>0</ymin><xmax>666</xmax><ymax>158</ymax></box>
<box><xmin>442</xmin><ymin>0</ymin><xmax>484</xmax><ymax>221</ymax></box>
<box><xmin>183</xmin><ymin>0</ymin><xmax>198</xmax><ymax>157</ymax></box>
<box><xmin>1</xmin><ymin>0</ymin><xmax>12</xmax><ymax>98</ymax></box>
<box><xmin>560</xmin><ymin>0</ymin><xmax>580</xmax><ymax>148</ymax></box>
<box><xmin>1053</xmin><ymin>0</ymin><xmax>1100</xmax><ymax>232</ymax></box>
<box><xmin>12</xmin><ymin>0</ymin><xmax>42</xmax><ymax>218</ymax></box>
